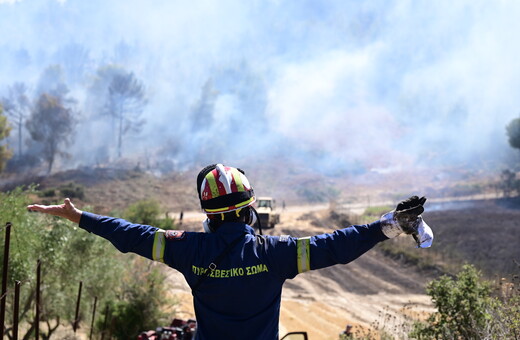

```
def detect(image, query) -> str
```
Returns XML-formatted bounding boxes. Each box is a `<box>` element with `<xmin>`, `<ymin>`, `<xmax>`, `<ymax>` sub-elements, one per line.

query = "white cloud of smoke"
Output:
<box><xmin>1</xmin><ymin>0</ymin><xmax>520</xmax><ymax>175</ymax></box>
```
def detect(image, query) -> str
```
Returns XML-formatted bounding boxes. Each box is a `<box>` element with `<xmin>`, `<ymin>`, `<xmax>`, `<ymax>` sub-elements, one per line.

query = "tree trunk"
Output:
<box><xmin>47</xmin><ymin>156</ymin><xmax>54</xmax><ymax>175</ymax></box>
<box><xmin>118</xmin><ymin>115</ymin><xmax>123</xmax><ymax>158</ymax></box>
<box><xmin>47</xmin><ymin>140</ymin><xmax>57</xmax><ymax>174</ymax></box>
<box><xmin>18</xmin><ymin>116</ymin><xmax>22</xmax><ymax>158</ymax></box>
<box><xmin>41</xmin><ymin>317</ymin><xmax>60</xmax><ymax>340</ymax></box>
<box><xmin>21</xmin><ymin>322</ymin><xmax>35</xmax><ymax>340</ymax></box>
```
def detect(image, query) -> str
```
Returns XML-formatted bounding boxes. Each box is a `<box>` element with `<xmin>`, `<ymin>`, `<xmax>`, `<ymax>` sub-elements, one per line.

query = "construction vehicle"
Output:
<box><xmin>137</xmin><ymin>318</ymin><xmax>307</xmax><ymax>339</ymax></box>
<box><xmin>137</xmin><ymin>318</ymin><xmax>196</xmax><ymax>340</ymax></box>
<box><xmin>255</xmin><ymin>197</ymin><xmax>280</xmax><ymax>229</ymax></box>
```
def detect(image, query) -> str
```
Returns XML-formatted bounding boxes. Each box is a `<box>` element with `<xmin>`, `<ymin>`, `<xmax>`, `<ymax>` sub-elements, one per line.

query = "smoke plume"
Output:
<box><xmin>1</xmin><ymin>0</ymin><xmax>520</xmax><ymax>176</ymax></box>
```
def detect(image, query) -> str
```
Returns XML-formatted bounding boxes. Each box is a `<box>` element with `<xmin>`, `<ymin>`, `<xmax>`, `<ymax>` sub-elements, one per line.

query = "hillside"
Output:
<box><xmin>9</xmin><ymin>166</ymin><xmax>520</xmax><ymax>338</ymax></box>
<box><xmin>424</xmin><ymin>198</ymin><xmax>520</xmax><ymax>278</ymax></box>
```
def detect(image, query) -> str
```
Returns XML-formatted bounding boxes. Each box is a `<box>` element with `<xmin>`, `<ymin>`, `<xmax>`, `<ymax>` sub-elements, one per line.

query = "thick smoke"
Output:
<box><xmin>1</xmin><ymin>0</ymin><xmax>520</xmax><ymax>175</ymax></box>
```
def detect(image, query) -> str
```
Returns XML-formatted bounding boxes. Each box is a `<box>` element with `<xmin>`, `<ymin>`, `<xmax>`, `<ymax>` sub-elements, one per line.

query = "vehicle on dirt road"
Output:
<box><xmin>256</xmin><ymin>196</ymin><xmax>280</xmax><ymax>229</ymax></box>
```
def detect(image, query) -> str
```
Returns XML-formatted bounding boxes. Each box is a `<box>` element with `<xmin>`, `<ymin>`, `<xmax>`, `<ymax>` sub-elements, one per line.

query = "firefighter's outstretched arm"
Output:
<box><xmin>27</xmin><ymin>199</ymin><xmax>162</xmax><ymax>260</ymax></box>
<box><xmin>27</xmin><ymin>198</ymin><xmax>83</xmax><ymax>223</ymax></box>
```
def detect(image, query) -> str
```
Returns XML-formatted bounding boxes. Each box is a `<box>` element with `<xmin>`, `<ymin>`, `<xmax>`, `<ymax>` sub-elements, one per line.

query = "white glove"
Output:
<box><xmin>380</xmin><ymin>213</ymin><xmax>434</xmax><ymax>248</ymax></box>
<box><xmin>415</xmin><ymin>217</ymin><xmax>433</xmax><ymax>248</ymax></box>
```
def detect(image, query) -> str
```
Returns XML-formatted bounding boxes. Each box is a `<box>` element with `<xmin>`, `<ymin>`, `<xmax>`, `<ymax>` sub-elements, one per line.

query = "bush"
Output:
<box><xmin>410</xmin><ymin>264</ymin><xmax>520</xmax><ymax>339</ymax></box>
<box><xmin>97</xmin><ymin>259</ymin><xmax>174</xmax><ymax>340</ymax></box>
<box><xmin>5</xmin><ymin>152</ymin><xmax>42</xmax><ymax>173</ymax></box>
<box><xmin>0</xmin><ymin>105</ymin><xmax>12</xmax><ymax>172</ymax></box>
<box><xmin>124</xmin><ymin>199</ymin><xmax>176</xmax><ymax>230</ymax></box>
<box><xmin>40</xmin><ymin>188</ymin><xmax>56</xmax><ymax>197</ymax></box>
<box><xmin>59</xmin><ymin>182</ymin><xmax>85</xmax><ymax>199</ymax></box>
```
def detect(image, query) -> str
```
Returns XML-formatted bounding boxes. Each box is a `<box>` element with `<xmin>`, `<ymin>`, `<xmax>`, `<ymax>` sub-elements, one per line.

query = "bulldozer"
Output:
<box><xmin>255</xmin><ymin>197</ymin><xmax>280</xmax><ymax>229</ymax></box>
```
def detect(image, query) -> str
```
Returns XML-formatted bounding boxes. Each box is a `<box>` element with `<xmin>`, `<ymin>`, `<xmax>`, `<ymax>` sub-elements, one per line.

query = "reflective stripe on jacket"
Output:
<box><xmin>79</xmin><ymin>212</ymin><xmax>387</xmax><ymax>340</ymax></box>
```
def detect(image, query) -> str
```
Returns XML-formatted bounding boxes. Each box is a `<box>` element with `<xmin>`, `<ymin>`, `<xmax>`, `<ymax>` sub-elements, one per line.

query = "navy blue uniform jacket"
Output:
<box><xmin>79</xmin><ymin>212</ymin><xmax>388</xmax><ymax>340</ymax></box>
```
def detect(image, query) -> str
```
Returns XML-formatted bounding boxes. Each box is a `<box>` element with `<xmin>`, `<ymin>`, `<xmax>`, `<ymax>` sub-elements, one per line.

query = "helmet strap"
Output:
<box><xmin>250</xmin><ymin>207</ymin><xmax>262</xmax><ymax>235</ymax></box>
<box><xmin>203</xmin><ymin>218</ymin><xmax>213</xmax><ymax>233</ymax></box>
<box><xmin>203</xmin><ymin>207</ymin><xmax>258</xmax><ymax>233</ymax></box>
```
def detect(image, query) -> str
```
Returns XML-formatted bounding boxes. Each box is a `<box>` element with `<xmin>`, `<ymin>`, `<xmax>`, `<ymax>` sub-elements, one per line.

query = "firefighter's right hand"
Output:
<box><xmin>27</xmin><ymin>198</ymin><xmax>83</xmax><ymax>224</ymax></box>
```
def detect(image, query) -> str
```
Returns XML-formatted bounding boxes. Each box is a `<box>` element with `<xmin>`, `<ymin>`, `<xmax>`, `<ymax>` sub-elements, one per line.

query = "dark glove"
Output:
<box><xmin>394</xmin><ymin>196</ymin><xmax>427</xmax><ymax>234</ymax></box>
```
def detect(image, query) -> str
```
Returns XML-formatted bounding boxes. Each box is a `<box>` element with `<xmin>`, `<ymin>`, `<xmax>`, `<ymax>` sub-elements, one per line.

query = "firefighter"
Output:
<box><xmin>27</xmin><ymin>163</ymin><xmax>432</xmax><ymax>340</ymax></box>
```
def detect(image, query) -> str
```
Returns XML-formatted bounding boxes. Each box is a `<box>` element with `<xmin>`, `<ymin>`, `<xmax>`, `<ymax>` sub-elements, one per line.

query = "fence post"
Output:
<box><xmin>73</xmin><ymin>281</ymin><xmax>82</xmax><ymax>333</ymax></box>
<box><xmin>36</xmin><ymin>259</ymin><xmax>41</xmax><ymax>340</ymax></box>
<box><xmin>89</xmin><ymin>296</ymin><xmax>97</xmax><ymax>340</ymax></box>
<box><xmin>13</xmin><ymin>280</ymin><xmax>20</xmax><ymax>340</ymax></box>
<box><xmin>100</xmin><ymin>304</ymin><xmax>109</xmax><ymax>340</ymax></box>
<box><xmin>0</xmin><ymin>222</ymin><xmax>12</xmax><ymax>340</ymax></box>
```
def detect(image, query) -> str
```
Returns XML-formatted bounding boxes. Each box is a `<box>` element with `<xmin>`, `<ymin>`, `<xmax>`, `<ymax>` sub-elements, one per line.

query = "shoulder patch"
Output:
<box><xmin>165</xmin><ymin>230</ymin><xmax>185</xmax><ymax>240</ymax></box>
<box><xmin>279</xmin><ymin>235</ymin><xmax>290</xmax><ymax>242</ymax></box>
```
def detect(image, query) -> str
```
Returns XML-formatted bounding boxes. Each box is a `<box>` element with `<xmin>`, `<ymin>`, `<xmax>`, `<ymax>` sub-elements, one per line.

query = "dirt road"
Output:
<box><xmin>169</xmin><ymin>207</ymin><xmax>434</xmax><ymax>340</ymax></box>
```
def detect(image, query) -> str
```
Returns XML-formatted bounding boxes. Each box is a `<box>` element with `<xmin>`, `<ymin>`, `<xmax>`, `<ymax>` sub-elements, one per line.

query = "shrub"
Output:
<box><xmin>124</xmin><ymin>199</ymin><xmax>176</xmax><ymax>230</ymax></box>
<box><xmin>0</xmin><ymin>186</ymin><xmax>124</xmax><ymax>339</ymax></box>
<box><xmin>97</xmin><ymin>260</ymin><xmax>174</xmax><ymax>340</ymax></box>
<box><xmin>59</xmin><ymin>182</ymin><xmax>85</xmax><ymax>199</ymax></box>
<box><xmin>40</xmin><ymin>188</ymin><xmax>56</xmax><ymax>197</ymax></box>
<box><xmin>410</xmin><ymin>264</ymin><xmax>520</xmax><ymax>339</ymax></box>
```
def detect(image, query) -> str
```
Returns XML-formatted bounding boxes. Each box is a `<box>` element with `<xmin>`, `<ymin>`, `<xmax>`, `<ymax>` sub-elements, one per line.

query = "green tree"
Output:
<box><xmin>103</xmin><ymin>68</ymin><xmax>147</xmax><ymax>158</ymax></box>
<box><xmin>506</xmin><ymin>117</ymin><xmax>520</xmax><ymax>150</ymax></box>
<box><xmin>0</xmin><ymin>105</ymin><xmax>12</xmax><ymax>172</ymax></box>
<box><xmin>26</xmin><ymin>93</ymin><xmax>75</xmax><ymax>174</ymax></box>
<box><xmin>87</xmin><ymin>65</ymin><xmax>147</xmax><ymax>159</ymax></box>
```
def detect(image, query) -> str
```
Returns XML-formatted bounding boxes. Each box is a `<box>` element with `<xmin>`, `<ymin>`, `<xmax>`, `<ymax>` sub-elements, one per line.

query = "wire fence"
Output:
<box><xmin>0</xmin><ymin>222</ymin><xmax>106</xmax><ymax>340</ymax></box>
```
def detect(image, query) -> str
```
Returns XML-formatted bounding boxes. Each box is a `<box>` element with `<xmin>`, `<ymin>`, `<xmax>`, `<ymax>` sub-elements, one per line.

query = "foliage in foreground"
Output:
<box><xmin>0</xmin><ymin>104</ymin><xmax>13</xmax><ymax>172</ymax></box>
<box><xmin>411</xmin><ymin>264</ymin><xmax>520</xmax><ymax>339</ymax></box>
<box><xmin>0</xmin><ymin>187</ymin><xmax>175</xmax><ymax>340</ymax></box>
<box><xmin>98</xmin><ymin>259</ymin><xmax>174</xmax><ymax>339</ymax></box>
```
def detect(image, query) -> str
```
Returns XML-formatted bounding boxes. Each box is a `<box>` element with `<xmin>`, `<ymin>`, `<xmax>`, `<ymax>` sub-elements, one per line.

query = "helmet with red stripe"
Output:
<box><xmin>197</xmin><ymin>164</ymin><xmax>256</xmax><ymax>214</ymax></box>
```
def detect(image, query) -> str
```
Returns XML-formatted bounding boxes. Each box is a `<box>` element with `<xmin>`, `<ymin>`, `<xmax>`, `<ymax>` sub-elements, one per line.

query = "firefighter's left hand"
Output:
<box><xmin>27</xmin><ymin>198</ymin><xmax>83</xmax><ymax>224</ymax></box>
<box><xmin>380</xmin><ymin>196</ymin><xmax>427</xmax><ymax>239</ymax></box>
<box><xmin>394</xmin><ymin>196</ymin><xmax>427</xmax><ymax>234</ymax></box>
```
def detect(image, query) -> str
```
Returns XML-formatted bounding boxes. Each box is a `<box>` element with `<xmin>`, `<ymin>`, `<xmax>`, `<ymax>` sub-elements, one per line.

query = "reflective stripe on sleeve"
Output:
<box><xmin>297</xmin><ymin>237</ymin><xmax>311</xmax><ymax>273</ymax></box>
<box><xmin>153</xmin><ymin>230</ymin><xmax>166</xmax><ymax>263</ymax></box>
